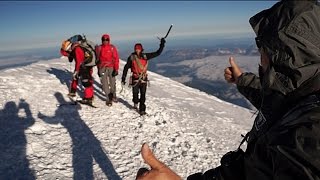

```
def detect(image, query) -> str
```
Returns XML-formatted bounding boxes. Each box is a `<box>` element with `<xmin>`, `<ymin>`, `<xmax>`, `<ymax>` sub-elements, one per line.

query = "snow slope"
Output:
<box><xmin>0</xmin><ymin>58</ymin><xmax>254</xmax><ymax>179</ymax></box>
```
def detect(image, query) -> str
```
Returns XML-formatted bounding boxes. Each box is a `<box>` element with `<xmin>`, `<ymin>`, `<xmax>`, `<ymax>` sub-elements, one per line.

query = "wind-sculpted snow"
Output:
<box><xmin>0</xmin><ymin>58</ymin><xmax>254</xmax><ymax>179</ymax></box>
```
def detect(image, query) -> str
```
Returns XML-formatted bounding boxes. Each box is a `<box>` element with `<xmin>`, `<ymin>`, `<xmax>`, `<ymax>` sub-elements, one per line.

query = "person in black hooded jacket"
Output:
<box><xmin>135</xmin><ymin>1</ymin><xmax>320</xmax><ymax>180</ymax></box>
<box><xmin>121</xmin><ymin>38</ymin><xmax>165</xmax><ymax>115</ymax></box>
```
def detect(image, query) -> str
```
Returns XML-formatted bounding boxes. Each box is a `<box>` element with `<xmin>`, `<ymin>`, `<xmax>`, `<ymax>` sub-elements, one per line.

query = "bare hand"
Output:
<box><xmin>224</xmin><ymin>57</ymin><xmax>242</xmax><ymax>84</ymax></box>
<box><xmin>136</xmin><ymin>143</ymin><xmax>182</xmax><ymax>180</ymax></box>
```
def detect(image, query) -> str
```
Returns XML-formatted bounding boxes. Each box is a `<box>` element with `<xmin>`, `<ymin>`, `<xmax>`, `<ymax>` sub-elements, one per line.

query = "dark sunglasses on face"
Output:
<box><xmin>255</xmin><ymin>36</ymin><xmax>268</xmax><ymax>54</ymax></box>
<box><xmin>102</xmin><ymin>38</ymin><xmax>109</xmax><ymax>42</ymax></box>
<box><xmin>255</xmin><ymin>37</ymin><xmax>262</xmax><ymax>49</ymax></box>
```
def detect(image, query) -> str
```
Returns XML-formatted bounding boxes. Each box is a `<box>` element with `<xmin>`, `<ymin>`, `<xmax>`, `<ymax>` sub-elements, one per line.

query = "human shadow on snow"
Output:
<box><xmin>47</xmin><ymin>67</ymin><xmax>72</xmax><ymax>89</ymax></box>
<box><xmin>0</xmin><ymin>99</ymin><xmax>36</xmax><ymax>179</ymax></box>
<box><xmin>117</xmin><ymin>97</ymin><xmax>134</xmax><ymax>110</ymax></box>
<box><xmin>38</xmin><ymin>92</ymin><xmax>121</xmax><ymax>180</ymax></box>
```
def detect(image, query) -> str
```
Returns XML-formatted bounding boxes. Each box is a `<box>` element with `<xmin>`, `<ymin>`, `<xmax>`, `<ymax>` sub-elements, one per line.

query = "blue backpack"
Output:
<box><xmin>68</xmin><ymin>34</ymin><xmax>99</xmax><ymax>67</ymax></box>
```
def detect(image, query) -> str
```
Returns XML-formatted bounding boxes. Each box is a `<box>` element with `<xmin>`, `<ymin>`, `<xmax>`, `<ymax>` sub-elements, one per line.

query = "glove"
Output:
<box><xmin>96</xmin><ymin>59</ymin><xmax>101</xmax><ymax>65</ymax></box>
<box><xmin>112</xmin><ymin>70</ymin><xmax>118</xmax><ymax>77</ymax></box>
<box><xmin>72</xmin><ymin>71</ymin><xmax>79</xmax><ymax>80</ymax></box>
<box><xmin>97</xmin><ymin>69</ymin><xmax>103</xmax><ymax>77</ymax></box>
<box><xmin>81</xmin><ymin>63</ymin><xmax>86</xmax><ymax>69</ymax></box>
<box><xmin>160</xmin><ymin>37</ymin><xmax>166</xmax><ymax>45</ymax></box>
<box><xmin>68</xmin><ymin>56</ymin><xmax>73</xmax><ymax>63</ymax></box>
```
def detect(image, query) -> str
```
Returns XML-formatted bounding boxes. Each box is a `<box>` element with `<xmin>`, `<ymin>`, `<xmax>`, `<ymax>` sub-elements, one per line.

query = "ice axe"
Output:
<box><xmin>157</xmin><ymin>24</ymin><xmax>173</xmax><ymax>40</ymax></box>
<box><xmin>119</xmin><ymin>83</ymin><xmax>124</xmax><ymax>94</ymax></box>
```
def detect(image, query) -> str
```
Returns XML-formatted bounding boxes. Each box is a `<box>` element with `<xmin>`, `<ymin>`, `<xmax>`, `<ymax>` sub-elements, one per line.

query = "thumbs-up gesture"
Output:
<box><xmin>136</xmin><ymin>143</ymin><xmax>181</xmax><ymax>180</ymax></box>
<box><xmin>224</xmin><ymin>57</ymin><xmax>242</xmax><ymax>84</ymax></box>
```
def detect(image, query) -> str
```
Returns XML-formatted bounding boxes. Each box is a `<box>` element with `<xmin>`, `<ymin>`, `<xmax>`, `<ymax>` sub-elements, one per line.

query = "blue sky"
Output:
<box><xmin>0</xmin><ymin>1</ymin><xmax>277</xmax><ymax>52</ymax></box>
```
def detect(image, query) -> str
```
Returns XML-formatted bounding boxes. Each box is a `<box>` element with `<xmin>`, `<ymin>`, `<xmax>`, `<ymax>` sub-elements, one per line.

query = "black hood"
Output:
<box><xmin>250</xmin><ymin>0</ymin><xmax>320</xmax><ymax>98</ymax></box>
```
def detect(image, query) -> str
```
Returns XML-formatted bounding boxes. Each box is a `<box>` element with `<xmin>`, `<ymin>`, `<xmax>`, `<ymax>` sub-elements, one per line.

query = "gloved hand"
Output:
<box><xmin>160</xmin><ymin>38</ymin><xmax>166</xmax><ymax>45</ymax></box>
<box><xmin>68</xmin><ymin>56</ymin><xmax>73</xmax><ymax>63</ymax></box>
<box><xmin>73</xmin><ymin>71</ymin><xmax>79</xmax><ymax>80</ymax></box>
<box><xmin>112</xmin><ymin>70</ymin><xmax>118</xmax><ymax>77</ymax></box>
<box><xmin>97</xmin><ymin>69</ymin><xmax>104</xmax><ymax>78</ymax></box>
<box><xmin>99</xmin><ymin>72</ymin><xmax>104</xmax><ymax>81</ymax></box>
<box><xmin>80</xmin><ymin>63</ymin><xmax>86</xmax><ymax>69</ymax></box>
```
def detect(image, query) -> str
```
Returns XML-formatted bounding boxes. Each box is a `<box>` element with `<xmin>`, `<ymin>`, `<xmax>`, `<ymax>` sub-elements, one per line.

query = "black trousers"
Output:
<box><xmin>132</xmin><ymin>82</ymin><xmax>147</xmax><ymax>112</ymax></box>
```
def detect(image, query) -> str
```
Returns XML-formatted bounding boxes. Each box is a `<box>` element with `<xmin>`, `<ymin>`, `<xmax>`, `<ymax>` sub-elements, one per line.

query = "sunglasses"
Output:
<box><xmin>255</xmin><ymin>37</ymin><xmax>262</xmax><ymax>49</ymax></box>
<box><xmin>102</xmin><ymin>38</ymin><xmax>109</xmax><ymax>42</ymax></box>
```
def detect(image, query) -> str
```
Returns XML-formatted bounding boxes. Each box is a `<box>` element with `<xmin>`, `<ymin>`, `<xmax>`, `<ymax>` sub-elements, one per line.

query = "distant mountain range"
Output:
<box><xmin>152</xmin><ymin>44</ymin><xmax>259</xmax><ymax>63</ymax></box>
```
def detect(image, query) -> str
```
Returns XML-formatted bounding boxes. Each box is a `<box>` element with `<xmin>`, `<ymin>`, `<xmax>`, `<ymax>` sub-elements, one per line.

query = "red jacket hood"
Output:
<box><xmin>102</xmin><ymin>34</ymin><xmax>110</xmax><ymax>43</ymax></box>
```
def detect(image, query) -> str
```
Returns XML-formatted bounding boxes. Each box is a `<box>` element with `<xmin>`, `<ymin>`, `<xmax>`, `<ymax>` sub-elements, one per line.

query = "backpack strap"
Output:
<box><xmin>79</xmin><ymin>40</ymin><xmax>97</xmax><ymax>66</ymax></box>
<box><xmin>83</xmin><ymin>40</ymin><xmax>95</xmax><ymax>51</ymax></box>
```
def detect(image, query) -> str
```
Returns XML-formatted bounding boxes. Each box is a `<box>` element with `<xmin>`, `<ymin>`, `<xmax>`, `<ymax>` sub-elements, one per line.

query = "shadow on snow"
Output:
<box><xmin>38</xmin><ymin>92</ymin><xmax>121</xmax><ymax>180</ymax></box>
<box><xmin>0</xmin><ymin>99</ymin><xmax>36</xmax><ymax>179</ymax></box>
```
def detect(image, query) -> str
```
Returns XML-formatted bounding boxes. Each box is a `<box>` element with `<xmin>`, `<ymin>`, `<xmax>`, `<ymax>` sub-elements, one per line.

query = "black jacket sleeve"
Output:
<box><xmin>187</xmin><ymin>168</ymin><xmax>221</xmax><ymax>180</ymax></box>
<box><xmin>236</xmin><ymin>72</ymin><xmax>262</xmax><ymax>109</ymax></box>
<box><xmin>121</xmin><ymin>56</ymin><xmax>132</xmax><ymax>82</ymax></box>
<box><xmin>145</xmin><ymin>40</ymin><xmax>165</xmax><ymax>60</ymax></box>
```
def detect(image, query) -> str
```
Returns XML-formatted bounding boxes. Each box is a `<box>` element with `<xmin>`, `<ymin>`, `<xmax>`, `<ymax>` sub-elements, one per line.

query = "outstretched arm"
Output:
<box><xmin>38</xmin><ymin>112</ymin><xmax>61</xmax><ymax>124</ymax></box>
<box><xmin>145</xmin><ymin>38</ymin><xmax>166</xmax><ymax>60</ymax></box>
<box><xmin>18</xmin><ymin>99</ymin><xmax>35</xmax><ymax>128</ymax></box>
<box><xmin>224</xmin><ymin>57</ymin><xmax>262</xmax><ymax>109</ymax></box>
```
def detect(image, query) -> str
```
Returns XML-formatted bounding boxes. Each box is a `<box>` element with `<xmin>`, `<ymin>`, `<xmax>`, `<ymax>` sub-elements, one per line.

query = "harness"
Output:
<box><xmin>131</xmin><ymin>54</ymin><xmax>148</xmax><ymax>86</ymax></box>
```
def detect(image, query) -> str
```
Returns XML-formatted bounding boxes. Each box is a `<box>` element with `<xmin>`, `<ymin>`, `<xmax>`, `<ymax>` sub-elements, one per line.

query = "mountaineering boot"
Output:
<box><xmin>106</xmin><ymin>100</ymin><xmax>112</xmax><ymax>107</ymax></box>
<box><xmin>76</xmin><ymin>97</ymin><xmax>97</xmax><ymax>108</ymax></box>
<box><xmin>80</xmin><ymin>97</ymin><xmax>93</xmax><ymax>105</ymax></box>
<box><xmin>106</xmin><ymin>93</ymin><xmax>113</xmax><ymax>106</ymax></box>
<box><xmin>68</xmin><ymin>92</ymin><xmax>76</xmax><ymax>97</ymax></box>
<box><xmin>68</xmin><ymin>89</ymin><xmax>76</xmax><ymax>97</ymax></box>
<box><xmin>133</xmin><ymin>103</ymin><xmax>138</xmax><ymax>110</ymax></box>
<box><xmin>139</xmin><ymin>111</ymin><xmax>147</xmax><ymax>116</ymax></box>
<box><xmin>112</xmin><ymin>96</ymin><xmax>118</xmax><ymax>103</ymax></box>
